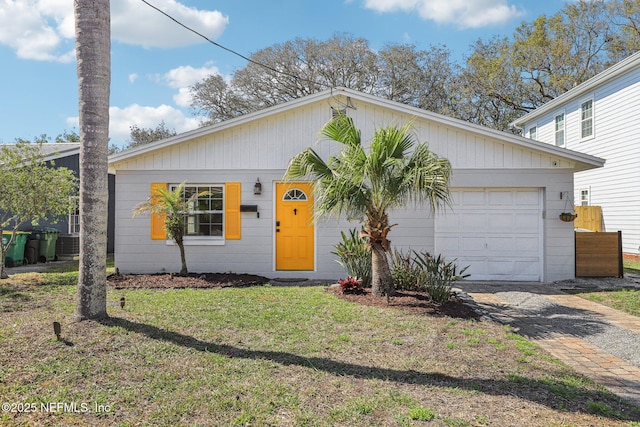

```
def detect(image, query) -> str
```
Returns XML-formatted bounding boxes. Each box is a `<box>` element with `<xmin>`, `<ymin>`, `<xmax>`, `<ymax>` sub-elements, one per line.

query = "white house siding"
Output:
<box><xmin>517</xmin><ymin>63</ymin><xmax>640</xmax><ymax>257</ymax></box>
<box><xmin>111</xmin><ymin>89</ymin><xmax>599</xmax><ymax>282</ymax></box>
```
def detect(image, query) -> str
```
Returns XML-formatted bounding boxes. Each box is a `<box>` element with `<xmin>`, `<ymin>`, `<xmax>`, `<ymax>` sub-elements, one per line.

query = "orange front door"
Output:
<box><xmin>275</xmin><ymin>182</ymin><xmax>314</xmax><ymax>270</ymax></box>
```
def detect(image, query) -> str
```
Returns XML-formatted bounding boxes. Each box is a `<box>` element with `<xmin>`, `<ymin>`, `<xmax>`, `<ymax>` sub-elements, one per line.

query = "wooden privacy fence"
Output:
<box><xmin>575</xmin><ymin>231</ymin><xmax>623</xmax><ymax>277</ymax></box>
<box><xmin>574</xmin><ymin>206</ymin><xmax>603</xmax><ymax>231</ymax></box>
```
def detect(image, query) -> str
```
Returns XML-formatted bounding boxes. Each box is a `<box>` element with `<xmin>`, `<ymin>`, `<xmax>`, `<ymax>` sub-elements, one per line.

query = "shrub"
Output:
<box><xmin>332</xmin><ymin>229</ymin><xmax>371</xmax><ymax>287</ymax></box>
<box><xmin>413</xmin><ymin>251</ymin><xmax>469</xmax><ymax>304</ymax></box>
<box><xmin>389</xmin><ymin>248</ymin><xmax>428</xmax><ymax>292</ymax></box>
<box><xmin>338</xmin><ymin>276</ymin><xmax>365</xmax><ymax>294</ymax></box>
<box><xmin>390</xmin><ymin>249</ymin><xmax>469</xmax><ymax>304</ymax></box>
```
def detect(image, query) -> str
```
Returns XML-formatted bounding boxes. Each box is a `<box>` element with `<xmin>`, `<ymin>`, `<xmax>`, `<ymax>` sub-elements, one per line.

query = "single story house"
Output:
<box><xmin>511</xmin><ymin>50</ymin><xmax>640</xmax><ymax>260</ymax></box>
<box><xmin>108</xmin><ymin>88</ymin><xmax>604</xmax><ymax>282</ymax></box>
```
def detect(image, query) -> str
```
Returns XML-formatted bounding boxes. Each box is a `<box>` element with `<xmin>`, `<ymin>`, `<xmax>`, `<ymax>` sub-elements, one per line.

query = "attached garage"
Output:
<box><xmin>109</xmin><ymin>87</ymin><xmax>605</xmax><ymax>283</ymax></box>
<box><xmin>436</xmin><ymin>188</ymin><xmax>542</xmax><ymax>281</ymax></box>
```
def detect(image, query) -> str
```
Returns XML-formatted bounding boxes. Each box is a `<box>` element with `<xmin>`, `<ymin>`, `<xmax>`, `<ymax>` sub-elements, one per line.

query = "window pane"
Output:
<box><xmin>555</xmin><ymin>114</ymin><xmax>564</xmax><ymax>146</ymax></box>
<box><xmin>172</xmin><ymin>183</ymin><xmax>225</xmax><ymax>239</ymax></box>
<box><xmin>196</xmin><ymin>198</ymin><xmax>210</xmax><ymax>211</ymax></box>
<box><xmin>581</xmin><ymin>100</ymin><xmax>593</xmax><ymax>138</ymax></box>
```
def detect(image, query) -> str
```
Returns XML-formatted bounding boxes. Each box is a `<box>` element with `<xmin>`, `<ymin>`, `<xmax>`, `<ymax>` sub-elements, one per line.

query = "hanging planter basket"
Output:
<box><xmin>559</xmin><ymin>212</ymin><xmax>578</xmax><ymax>222</ymax></box>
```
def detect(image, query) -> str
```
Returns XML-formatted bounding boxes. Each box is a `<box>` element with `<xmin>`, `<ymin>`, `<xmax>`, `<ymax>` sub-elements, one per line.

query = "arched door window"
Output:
<box><xmin>282</xmin><ymin>188</ymin><xmax>308</xmax><ymax>201</ymax></box>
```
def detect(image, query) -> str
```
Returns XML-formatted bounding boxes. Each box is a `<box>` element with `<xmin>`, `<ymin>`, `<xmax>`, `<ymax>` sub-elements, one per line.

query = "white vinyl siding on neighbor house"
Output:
<box><xmin>555</xmin><ymin>113</ymin><xmax>565</xmax><ymax>146</ymax></box>
<box><xmin>512</xmin><ymin>52</ymin><xmax>640</xmax><ymax>256</ymax></box>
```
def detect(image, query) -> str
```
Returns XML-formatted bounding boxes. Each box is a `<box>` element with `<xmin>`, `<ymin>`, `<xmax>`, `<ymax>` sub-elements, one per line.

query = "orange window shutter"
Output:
<box><xmin>225</xmin><ymin>182</ymin><xmax>241</xmax><ymax>240</ymax></box>
<box><xmin>150</xmin><ymin>183</ymin><xmax>167</xmax><ymax>240</ymax></box>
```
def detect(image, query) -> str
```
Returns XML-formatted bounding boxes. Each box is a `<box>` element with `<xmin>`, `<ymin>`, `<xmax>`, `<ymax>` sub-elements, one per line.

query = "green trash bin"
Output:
<box><xmin>2</xmin><ymin>231</ymin><xmax>29</xmax><ymax>267</ymax></box>
<box><xmin>35</xmin><ymin>228</ymin><xmax>60</xmax><ymax>263</ymax></box>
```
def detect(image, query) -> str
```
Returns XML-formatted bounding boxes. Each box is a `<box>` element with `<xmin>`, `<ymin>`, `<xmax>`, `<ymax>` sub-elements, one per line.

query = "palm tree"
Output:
<box><xmin>133</xmin><ymin>182</ymin><xmax>208</xmax><ymax>276</ymax></box>
<box><xmin>74</xmin><ymin>0</ymin><xmax>110</xmax><ymax>321</ymax></box>
<box><xmin>286</xmin><ymin>114</ymin><xmax>452</xmax><ymax>297</ymax></box>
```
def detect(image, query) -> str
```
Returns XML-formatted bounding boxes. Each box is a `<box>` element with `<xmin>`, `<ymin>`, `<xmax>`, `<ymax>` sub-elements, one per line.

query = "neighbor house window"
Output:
<box><xmin>580</xmin><ymin>189</ymin><xmax>590</xmax><ymax>206</ymax></box>
<box><xmin>555</xmin><ymin>113</ymin><xmax>565</xmax><ymax>147</ymax></box>
<box><xmin>580</xmin><ymin>99</ymin><xmax>594</xmax><ymax>139</ymax></box>
<box><xmin>68</xmin><ymin>196</ymin><xmax>80</xmax><ymax>234</ymax></box>
<box><xmin>528</xmin><ymin>126</ymin><xmax>537</xmax><ymax>140</ymax></box>
<box><xmin>170</xmin><ymin>184</ymin><xmax>224</xmax><ymax>238</ymax></box>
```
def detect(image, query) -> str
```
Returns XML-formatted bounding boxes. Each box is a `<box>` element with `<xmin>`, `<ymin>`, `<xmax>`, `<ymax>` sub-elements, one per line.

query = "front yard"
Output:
<box><xmin>1</xmin><ymin>267</ymin><xmax>639</xmax><ymax>426</ymax></box>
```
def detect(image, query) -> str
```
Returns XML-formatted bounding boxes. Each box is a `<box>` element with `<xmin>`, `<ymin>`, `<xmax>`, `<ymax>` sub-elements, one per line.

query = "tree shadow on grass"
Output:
<box><xmin>99</xmin><ymin>316</ymin><xmax>640</xmax><ymax>421</ymax></box>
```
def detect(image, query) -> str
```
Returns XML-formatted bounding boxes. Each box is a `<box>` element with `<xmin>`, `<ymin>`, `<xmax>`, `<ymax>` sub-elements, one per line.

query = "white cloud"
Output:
<box><xmin>362</xmin><ymin>0</ymin><xmax>525</xmax><ymax>28</ymax></box>
<box><xmin>161</xmin><ymin>63</ymin><xmax>221</xmax><ymax>107</ymax></box>
<box><xmin>0</xmin><ymin>0</ymin><xmax>229</xmax><ymax>62</ymax></box>
<box><xmin>67</xmin><ymin>103</ymin><xmax>203</xmax><ymax>145</ymax></box>
<box><xmin>128</xmin><ymin>73</ymin><xmax>139</xmax><ymax>83</ymax></box>
<box><xmin>111</xmin><ymin>0</ymin><xmax>228</xmax><ymax>49</ymax></box>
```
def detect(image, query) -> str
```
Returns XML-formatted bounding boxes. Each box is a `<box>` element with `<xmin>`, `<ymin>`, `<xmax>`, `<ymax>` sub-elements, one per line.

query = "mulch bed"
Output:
<box><xmin>107</xmin><ymin>272</ymin><xmax>479</xmax><ymax>319</ymax></box>
<box><xmin>107</xmin><ymin>272</ymin><xmax>270</xmax><ymax>289</ymax></box>
<box><xmin>326</xmin><ymin>287</ymin><xmax>480</xmax><ymax>319</ymax></box>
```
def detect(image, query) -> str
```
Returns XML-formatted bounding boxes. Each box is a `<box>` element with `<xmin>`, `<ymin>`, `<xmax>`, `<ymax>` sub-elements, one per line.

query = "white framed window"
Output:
<box><xmin>528</xmin><ymin>125</ymin><xmax>537</xmax><ymax>140</ymax></box>
<box><xmin>169</xmin><ymin>184</ymin><xmax>224</xmax><ymax>241</ymax></box>
<box><xmin>554</xmin><ymin>112</ymin><xmax>565</xmax><ymax>147</ymax></box>
<box><xmin>580</xmin><ymin>188</ymin><xmax>590</xmax><ymax>206</ymax></box>
<box><xmin>580</xmin><ymin>98</ymin><xmax>594</xmax><ymax>140</ymax></box>
<box><xmin>68</xmin><ymin>196</ymin><xmax>80</xmax><ymax>234</ymax></box>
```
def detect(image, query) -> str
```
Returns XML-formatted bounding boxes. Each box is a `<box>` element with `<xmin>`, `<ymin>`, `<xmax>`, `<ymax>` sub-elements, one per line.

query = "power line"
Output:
<box><xmin>139</xmin><ymin>0</ymin><xmax>330</xmax><ymax>89</ymax></box>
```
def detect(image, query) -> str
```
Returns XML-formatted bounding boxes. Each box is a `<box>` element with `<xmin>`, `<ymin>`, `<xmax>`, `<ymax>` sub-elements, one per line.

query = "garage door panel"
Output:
<box><xmin>436</xmin><ymin>236</ymin><xmax>461</xmax><ymax>252</ymax></box>
<box><xmin>488</xmin><ymin>191</ymin><xmax>514</xmax><ymax>206</ymax></box>
<box><xmin>461</xmin><ymin>191</ymin><xmax>486</xmax><ymax>206</ymax></box>
<box><xmin>462</xmin><ymin>237</ymin><xmax>487</xmax><ymax>252</ymax></box>
<box><xmin>515</xmin><ymin>191</ymin><xmax>541</xmax><ymax>206</ymax></box>
<box><xmin>435</xmin><ymin>189</ymin><xmax>541</xmax><ymax>281</ymax></box>
<box><xmin>515</xmin><ymin>213</ymin><xmax>539</xmax><ymax>231</ymax></box>
<box><xmin>488</xmin><ymin>213</ymin><xmax>513</xmax><ymax>231</ymax></box>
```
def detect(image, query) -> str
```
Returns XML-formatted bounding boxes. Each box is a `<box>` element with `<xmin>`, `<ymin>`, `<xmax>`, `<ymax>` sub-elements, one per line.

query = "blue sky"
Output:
<box><xmin>0</xmin><ymin>0</ymin><xmax>569</xmax><ymax>148</ymax></box>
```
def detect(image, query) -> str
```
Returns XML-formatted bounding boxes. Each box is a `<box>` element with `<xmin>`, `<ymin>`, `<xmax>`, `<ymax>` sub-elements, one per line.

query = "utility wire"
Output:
<box><xmin>139</xmin><ymin>0</ymin><xmax>330</xmax><ymax>89</ymax></box>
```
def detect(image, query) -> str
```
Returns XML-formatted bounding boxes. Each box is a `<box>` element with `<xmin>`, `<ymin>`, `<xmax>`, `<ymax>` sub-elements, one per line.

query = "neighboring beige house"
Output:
<box><xmin>108</xmin><ymin>88</ymin><xmax>603</xmax><ymax>282</ymax></box>
<box><xmin>512</xmin><ymin>51</ymin><xmax>640</xmax><ymax>260</ymax></box>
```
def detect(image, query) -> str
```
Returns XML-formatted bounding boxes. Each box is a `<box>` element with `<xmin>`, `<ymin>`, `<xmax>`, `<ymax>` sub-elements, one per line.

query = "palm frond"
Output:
<box><xmin>320</xmin><ymin>114</ymin><xmax>361</xmax><ymax>148</ymax></box>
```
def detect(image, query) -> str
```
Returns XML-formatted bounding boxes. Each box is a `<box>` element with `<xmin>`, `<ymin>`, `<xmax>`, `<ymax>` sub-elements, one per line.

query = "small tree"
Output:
<box><xmin>133</xmin><ymin>182</ymin><xmax>208</xmax><ymax>276</ymax></box>
<box><xmin>286</xmin><ymin>114</ymin><xmax>452</xmax><ymax>297</ymax></box>
<box><xmin>0</xmin><ymin>143</ymin><xmax>78</xmax><ymax>279</ymax></box>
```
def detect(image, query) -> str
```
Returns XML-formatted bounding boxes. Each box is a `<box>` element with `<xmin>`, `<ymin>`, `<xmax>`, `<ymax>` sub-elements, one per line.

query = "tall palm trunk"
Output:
<box><xmin>74</xmin><ymin>0</ymin><xmax>110</xmax><ymax>321</ymax></box>
<box><xmin>370</xmin><ymin>243</ymin><xmax>393</xmax><ymax>297</ymax></box>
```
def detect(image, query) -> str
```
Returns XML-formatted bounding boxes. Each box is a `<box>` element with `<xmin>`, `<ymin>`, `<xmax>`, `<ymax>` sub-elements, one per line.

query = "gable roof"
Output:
<box><xmin>0</xmin><ymin>143</ymin><xmax>80</xmax><ymax>163</ymax></box>
<box><xmin>109</xmin><ymin>87</ymin><xmax>604</xmax><ymax>171</ymax></box>
<box><xmin>511</xmin><ymin>50</ymin><xmax>640</xmax><ymax>128</ymax></box>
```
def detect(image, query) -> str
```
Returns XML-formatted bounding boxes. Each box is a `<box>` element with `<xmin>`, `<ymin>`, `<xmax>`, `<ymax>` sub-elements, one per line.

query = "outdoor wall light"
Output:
<box><xmin>254</xmin><ymin>178</ymin><xmax>262</xmax><ymax>195</ymax></box>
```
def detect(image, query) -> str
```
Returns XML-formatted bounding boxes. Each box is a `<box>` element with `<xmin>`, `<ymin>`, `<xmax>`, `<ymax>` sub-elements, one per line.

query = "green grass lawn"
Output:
<box><xmin>625</xmin><ymin>258</ymin><xmax>640</xmax><ymax>275</ymax></box>
<box><xmin>573</xmin><ymin>260</ymin><xmax>640</xmax><ymax>318</ymax></box>
<box><xmin>1</xmin><ymin>268</ymin><xmax>639</xmax><ymax>426</ymax></box>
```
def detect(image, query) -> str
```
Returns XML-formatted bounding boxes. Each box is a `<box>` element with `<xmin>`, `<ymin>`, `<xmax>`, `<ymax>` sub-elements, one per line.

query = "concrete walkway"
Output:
<box><xmin>455</xmin><ymin>278</ymin><xmax>640</xmax><ymax>407</ymax></box>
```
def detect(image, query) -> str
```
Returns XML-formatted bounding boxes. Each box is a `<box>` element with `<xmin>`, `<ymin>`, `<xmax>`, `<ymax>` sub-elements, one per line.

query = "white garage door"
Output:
<box><xmin>435</xmin><ymin>188</ymin><xmax>542</xmax><ymax>281</ymax></box>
